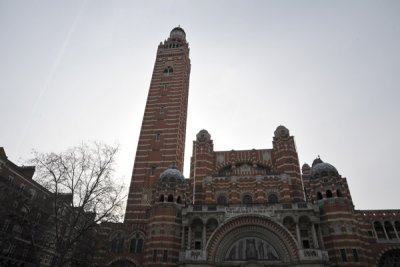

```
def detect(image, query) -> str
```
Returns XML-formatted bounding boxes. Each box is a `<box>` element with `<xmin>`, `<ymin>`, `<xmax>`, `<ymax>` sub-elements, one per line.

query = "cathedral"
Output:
<box><xmin>94</xmin><ymin>27</ymin><xmax>400</xmax><ymax>267</ymax></box>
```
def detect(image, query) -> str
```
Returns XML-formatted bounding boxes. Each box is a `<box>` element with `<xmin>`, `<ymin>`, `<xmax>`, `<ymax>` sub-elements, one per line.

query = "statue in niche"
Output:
<box><xmin>245</xmin><ymin>239</ymin><xmax>257</xmax><ymax>260</ymax></box>
<box><xmin>240</xmin><ymin>164</ymin><xmax>251</xmax><ymax>175</ymax></box>
<box><xmin>238</xmin><ymin>240</ymin><xmax>243</xmax><ymax>259</ymax></box>
<box><xmin>258</xmin><ymin>241</ymin><xmax>264</xmax><ymax>259</ymax></box>
<box><xmin>266</xmin><ymin>244</ymin><xmax>278</xmax><ymax>260</ymax></box>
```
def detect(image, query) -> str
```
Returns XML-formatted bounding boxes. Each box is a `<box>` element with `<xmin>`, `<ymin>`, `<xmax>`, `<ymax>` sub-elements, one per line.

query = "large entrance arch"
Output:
<box><xmin>378</xmin><ymin>249</ymin><xmax>400</xmax><ymax>267</ymax></box>
<box><xmin>106</xmin><ymin>258</ymin><xmax>139</xmax><ymax>267</ymax></box>
<box><xmin>206</xmin><ymin>215</ymin><xmax>299</xmax><ymax>265</ymax></box>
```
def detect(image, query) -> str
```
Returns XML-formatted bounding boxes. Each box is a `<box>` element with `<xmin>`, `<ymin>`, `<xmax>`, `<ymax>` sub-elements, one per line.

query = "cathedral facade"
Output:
<box><xmin>94</xmin><ymin>27</ymin><xmax>400</xmax><ymax>267</ymax></box>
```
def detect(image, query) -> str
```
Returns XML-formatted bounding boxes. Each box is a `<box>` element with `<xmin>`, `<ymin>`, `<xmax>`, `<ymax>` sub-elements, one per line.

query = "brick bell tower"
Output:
<box><xmin>125</xmin><ymin>27</ymin><xmax>191</xmax><ymax>223</ymax></box>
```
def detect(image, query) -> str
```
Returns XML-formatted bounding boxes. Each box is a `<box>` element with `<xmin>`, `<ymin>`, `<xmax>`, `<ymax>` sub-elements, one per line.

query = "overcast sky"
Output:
<box><xmin>1</xmin><ymin>0</ymin><xmax>399</xmax><ymax>210</ymax></box>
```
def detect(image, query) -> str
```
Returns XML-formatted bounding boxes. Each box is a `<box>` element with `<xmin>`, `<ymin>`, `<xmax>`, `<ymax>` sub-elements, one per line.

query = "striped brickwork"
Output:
<box><xmin>125</xmin><ymin>28</ymin><xmax>191</xmax><ymax>223</ymax></box>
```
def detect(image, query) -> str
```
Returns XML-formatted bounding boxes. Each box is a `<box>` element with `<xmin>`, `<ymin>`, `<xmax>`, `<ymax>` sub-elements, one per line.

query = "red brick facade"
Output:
<box><xmin>125</xmin><ymin>26</ymin><xmax>190</xmax><ymax>223</ymax></box>
<box><xmin>94</xmin><ymin>27</ymin><xmax>400</xmax><ymax>267</ymax></box>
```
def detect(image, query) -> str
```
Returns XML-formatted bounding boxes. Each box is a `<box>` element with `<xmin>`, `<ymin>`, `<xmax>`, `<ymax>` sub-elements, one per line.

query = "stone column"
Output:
<box><xmin>382</xmin><ymin>221</ymin><xmax>389</xmax><ymax>240</ymax></box>
<box><xmin>391</xmin><ymin>221</ymin><xmax>399</xmax><ymax>240</ymax></box>
<box><xmin>181</xmin><ymin>226</ymin><xmax>186</xmax><ymax>250</ymax></box>
<box><xmin>296</xmin><ymin>223</ymin><xmax>302</xmax><ymax>249</ymax></box>
<box><xmin>317</xmin><ymin>224</ymin><xmax>325</xmax><ymax>249</ymax></box>
<box><xmin>311</xmin><ymin>224</ymin><xmax>319</xmax><ymax>249</ymax></box>
<box><xmin>372</xmin><ymin>222</ymin><xmax>378</xmax><ymax>239</ymax></box>
<box><xmin>187</xmin><ymin>226</ymin><xmax>192</xmax><ymax>249</ymax></box>
<box><xmin>202</xmin><ymin>223</ymin><xmax>206</xmax><ymax>249</ymax></box>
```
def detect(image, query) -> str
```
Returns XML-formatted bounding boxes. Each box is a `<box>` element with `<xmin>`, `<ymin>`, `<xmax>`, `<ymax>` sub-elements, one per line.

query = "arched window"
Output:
<box><xmin>374</xmin><ymin>221</ymin><xmax>386</xmax><ymax>239</ymax></box>
<box><xmin>395</xmin><ymin>221</ymin><xmax>400</xmax><ymax>233</ymax></box>
<box><xmin>317</xmin><ymin>192</ymin><xmax>323</xmax><ymax>200</ymax></box>
<box><xmin>299</xmin><ymin>216</ymin><xmax>312</xmax><ymax>249</ymax></box>
<box><xmin>283</xmin><ymin>217</ymin><xmax>296</xmax><ymax>238</ymax></box>
<box><xmin>130</xmin><ymin>234</ymin><xmax>144</xmax><ymax>254</ymax></box>
<box><xmin>137</xmin><ymin>238</ymin><xmax>143</xmax><ymax>253</ymax></box>
<box><xmin>130</xmin><ymin>238</ymin><xmax>136</xmax><ymax>253</ymax></box>
<box><xmin>150</xmin><ymin>166</ymin><xmax>156</xmax><ymax>176</ymax></box>
<box><xmin>336</xmin><ymin>189</ymin><xmax>342</xmax><ymax>197</ymax></box>
<box><xmin>111</xmin><ymin>238</ymin><xmax>117</xmax><ymax>252</ymax></box>
<box><xmin>242</xmin><ymin>194</ymin><xmax>252</xmax><ymax>205</ymax></box>
<box><xmin>326</xmin><ymin>190</ymin><xmax>333</xmax><ymax>198</ymax></box>
<box><xmin>159</xmin><ymin>194</ymin><xmax>164</xmax><ymax>202</ymax></box>
<box><xmin>163</xmin><ymin>250</ymin><xmax>168</xmax><ymax>261</ymax></box>
<box><xmin>206</xmin><ymin>218</ymin><xmax>218</xmax><ymax>239</ymax></box>
<box><xmin>167</xmin><ymin>194</ymin><xmax>174</xmax><ymax>202</ymax></box>
<box><xmin>268</xmin><ymin>194</ymin><xmax>278</xmax><ymax>204</ymax></box>
<box><xmin>117</xmin><ymin>238</ymin><xmax>124</xmax><ymax>253</ymax></box>
<box><xmin>163</xmin><ymin>66</ymin><xmax>173</xmax><ymax>75</ymax></box>
<box><xmin>217</xmin><ymin>195</ymin><xmax>227</xmax><ymax>205</ymax></box>
<box><xmin>110</xmin><ymin>233</ymin><xmax>124</xmax><ymax>253</ymax></box>
<box><xmin>191</xmin><ymin>218</ymin><xmax>203</xmax><ymax>249</ymax></box>
<box><xmin>384</xmin><ymin>221</ymin><xmax>396</xmax><ymax>239</ymax></box>
<box><xmin>177</xmin><ymin>196</ymin><xmax>182</xmax><ymax>204</ymax></box>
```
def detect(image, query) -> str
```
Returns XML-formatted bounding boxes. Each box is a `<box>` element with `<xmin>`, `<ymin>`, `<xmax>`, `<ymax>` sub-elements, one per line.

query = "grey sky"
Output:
<box><xmin>1</xmin><ymin>1</ymin><xmax>399</xmax><ymax>209</ymax></box>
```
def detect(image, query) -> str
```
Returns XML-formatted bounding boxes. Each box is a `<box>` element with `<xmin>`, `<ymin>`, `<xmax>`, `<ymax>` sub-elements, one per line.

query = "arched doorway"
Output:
<box><xmin>108</xmin><ymin>259</ymin><xmax>137</xmax><ymax>267</ymax></box>
<box><xmin>225</xmin><ymin>236</ymin><xmax>279</xmax><ymax>261</ymax></box>
<box><xmin>206</xmin><ymin>215</ymin><xmax>299</xmax><ymax>265</ymax></box>
<box><xmin>378</xmin><ymin>249</ymin><xmax>400</xmax><ymax>267</ymax></box>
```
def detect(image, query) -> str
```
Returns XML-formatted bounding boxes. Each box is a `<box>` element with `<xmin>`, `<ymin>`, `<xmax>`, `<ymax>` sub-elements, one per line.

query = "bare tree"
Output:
<box><xmin>31</xmin><ymin>142</ymin><xmax>126</xmax><ymax>266</ymax></box>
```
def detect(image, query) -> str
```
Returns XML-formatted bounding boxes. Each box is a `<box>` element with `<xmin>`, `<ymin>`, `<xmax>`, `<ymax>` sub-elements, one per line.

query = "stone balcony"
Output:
<box><xmin>299</xmin><ymin>249</ymin><xmax>329</xmax><ymax>261</ymax></box>
<box><xmin>179</xmin><ymin>249</ymin><xmax>329</xmax><ymax>262</ymax></box>
<box><xmin>376</xmin><ymin>238</ymin><xmax>400</xmax><ymax>244</ymax></box>
<box><xmin>183</xmin><ymin>202</ymin><xmax>317</xmax><ymax>215</ymax></box>
<box><xmin>179</xmin><ymin>250</ymin><xmax>207</xmax><ymax>261</ymax></box>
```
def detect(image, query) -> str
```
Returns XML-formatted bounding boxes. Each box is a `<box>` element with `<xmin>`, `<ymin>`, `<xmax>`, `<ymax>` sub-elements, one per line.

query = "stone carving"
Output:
<box><xmin>217</xmin><ymin>153</ymin><xmax>225</xmax><ymax>164</ymax></box>
<box><xmin>225</xmin><ymin>237</ymin><xmax>279</xmax><ymax>261</ymax></box>
<box><xmin>246</xmin><ymin>239</ymin><xmax>257</xmax><ymax>259</ymax></box>
<box><xmin>190</xmin><ymin>250</ymin><xmax>201</xmax><ymax>260</ymax></box>
<box><xmin>225</xmin><ymin>206</ymin><xmax>274</xmax><ymax>219</ymax></box>
<box><xmin>262</xmin><ymin>151</ymin><xmax>272</xmax><ymax>163</ymax></box>
<box><xmin>240</xmin><ymin>164</ymin><xmax>251</xmax><ymax>175</ymax></box>
<box><xmin>181</xmin><ymin>250</ymin><xmax>206</xmax><ymax>261</ymax></box>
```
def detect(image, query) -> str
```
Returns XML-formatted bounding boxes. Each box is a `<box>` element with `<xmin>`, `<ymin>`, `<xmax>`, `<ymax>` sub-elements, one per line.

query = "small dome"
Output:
<box><xmin>160</xmin><ymin>167</ymin><xmax>184</xmax><ymax>182</ymax></box>
<box><xmin>312</xmin><ymin>157</ymin><xmax>323</xmax><ymax>167</ymax></box>
<box><xmin>274</xmin><ymin>125</ymin><xmax>290</xmax><ymax>138</ymax></box>
<box><xmin>196</xmin><ymin>129</ymin><xmax>211</xmax><ymax>142</ymax></box>
<box><xmin>170</xmin><ymin>26</ymin><xmax>186</xmax><ymax>40</ymax></box>
<box><xmin>302</xmin><ymin>163</ymin><xmax>311</xmax><ymax>175</ymax></box>
<box><xmin>310</xmin><ymin>158</ymin><xmax>339</xmax><ymax>178</ymax></box>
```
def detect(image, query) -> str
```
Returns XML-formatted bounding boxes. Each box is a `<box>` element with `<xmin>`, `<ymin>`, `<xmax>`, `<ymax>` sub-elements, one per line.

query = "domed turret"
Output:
<box><xmin>170</xmin><ymin>26</ymin><xmax>186</xmax><ymax>40</ymax></box>
<box><xmin>302</xmin><ymin>163</ymin><xmax>311</xmax><ymax>175</ymax></box>
<box><xmin>274</xmin><ymin>125</ymin><xmax>290</xmax><ymax>138</ymax></box>
<box><xmin>310</xmin><ymin>157</ymin><xmax>339</xmax><ymax>178</ymax></box>
<box><xmin>160</xmin><ymin>167</ymin><xmax>184</xmax><ymax>182</ymax></box>
<box><xmin>196</xmin><ymin>129</ymin><xmax>211</xmax><ymax>142</ymax></box>
<box><xmin>312</xmin><ymin>157</ymin><xmax>323</xmax><ymax>167</ymax></box>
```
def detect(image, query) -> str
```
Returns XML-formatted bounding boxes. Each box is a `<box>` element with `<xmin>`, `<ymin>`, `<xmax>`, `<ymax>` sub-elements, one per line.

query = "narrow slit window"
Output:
<box><xmin>340</xmin><ymin>249</ymin><xmax>347</xmax><ymax>262</ymax></box>
<box><xmin>163</xmin><ymin>250</ymin><xmax>168</xmax><ymax>262</ymax></box>
<box><xmin>151</xmin><ymin>166</ymin><xmax>156</xmax><ymax>176</ymax></box>
<box><xmin>153</xmin><ymin>250</ymin><xmax>157</xmax><ymax>262</ymax></box>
